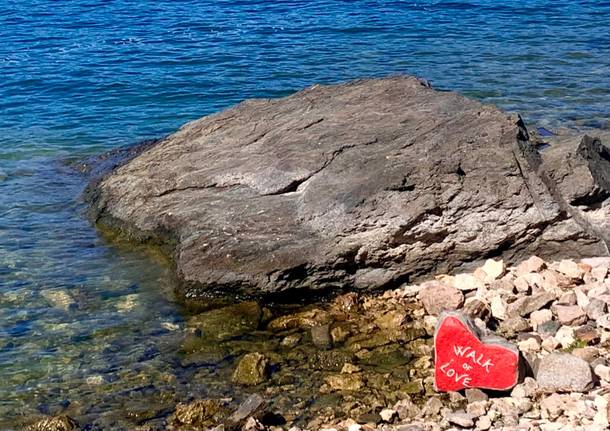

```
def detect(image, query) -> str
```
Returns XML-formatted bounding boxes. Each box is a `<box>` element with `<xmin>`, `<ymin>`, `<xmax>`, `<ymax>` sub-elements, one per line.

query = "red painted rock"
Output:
<box><xmin>434</xmin><ymin>312</ymin><xmax>520</xmax><ymax>392</ymax></box>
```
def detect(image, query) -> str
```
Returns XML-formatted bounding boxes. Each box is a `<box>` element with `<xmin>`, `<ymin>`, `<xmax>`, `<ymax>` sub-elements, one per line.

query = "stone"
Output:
<box><xmin>267</xmin><ymin>308</ymin><xmax>331</xmax><ymax>332</ymax></box>
<box><xmin>466</xmin><ymin>400</ymin><xmax>488</xmax><ymax>417</ymax></box>
<box><xmin>557</xmin><ymin>259</ymin><xmax>585</xmax><ymax>279</ymax></box>
<box><xmin>481</xmin><ymin>259</ymin><xmax>505</xmax><ymax>281</ymax></box>
<box><xmin>506</xmin><ymin>292</ymin><xmax>556</xmax><ymax>317</ymax></box>
<box><xmin>24</xmin><ymin>416</ymin><xmax>80</xmax><ymax>431</ymax></box>
<box><xmin>187</xmin><ymin>301</ymin><xmax>262</xmax><ymax>341</ymax></box>
<box><xmin>514</xmin><ymin>276</ymin><xmax>530</xmax><ymax>293</ymax></box>
<box><xmin>379</xmin><ymin>408</ymin><xmax>397</xmax><ymax>422</ymax></box>
<box><xmin>446</xmin><ymin>411</ymin><xmax>475</xmax><ymax>428</ymax></box>
<box><xmin>535</xmin><ymin>353</ymin><xmax>594</xmax><ymax>392</ymax></box>
<box><xmin>490</xmin><ymin>296</ymin><xmax>507</xmax><ymax>321</ymax></box>
<box><xmin>395</xmin><ymin>397</ymin><xmax>421</xmax><ymax>419</ymax></box>
<box><xmin>225</xmin><ymin>394</ymin><xmax>266</xmax><ymax>430</ymax></box>
<box><xmin>586</xmin><ymin>299</ymin><xmax>607</xmax><ymax>321</ymax></box>
<box><xmin>311</xmin><ymin>324</ymin><xmax>332</xmax><ymax>350</ymax></box>
<box><xmin>518</xmin><ymin>337</ymin><xmax>540</xmax><ymax>352</ymax></box>
<box><xmin>40</xmin><ymin>289</ymin><xmax>76</xmax><ymax>312</ymax></box>
<box><xmin>594</xmin><ymin>364</ymin><xmax>610</xmax><ymax>382</ymax></box>
<box><xmin>517</xmin><ymin>256</ymin><xmax>546</xmax><ymax>275</ymax></box>
<box><xmin>87</xmin><ymin>76</ymin><xmax>610</xmax><ymax>299</ymax></box>
<box><xmin>554</xmin><ymin>326</ymin><xmax>576</xmax><ymax>348</ymax></box>
<box><xmin>453</xmin><ymin>273</ymin><xmax>485</xmax><ymax>291</ymax></box>
<box><xmin>574</xmin><ymin>325</ymin><xmax>600</xmax><ymax>344</ymax></box>
<box><xmin>592</xmin><ymin>266</ymin><xmax>609</xmax><ymax>282</ymax></box>
<box><xmin>434</xmin><ymin>312</ymin><xmax>520</xmax><ymax>392</ymax></box>
<box><xmin>537</xmin><ymin>319</ymin><xmax>561</xmax><ymax>336</ymax></box>
<box><xmin>476</xmin><ymin>415</ymin><xmax>492</xmax><ymax>430</ymax></box>
<box><xmin>597</xmin><ymin>314</ymin><xmax>610</xmax><ymax>330</ymax></box>
<box><xmin>498</xmin><ymin>316</ymin><xmax>531</xmax><ymax>337</ymax></box>
<box><xmin>572</xmin><ymin>347</ymin><xmax>599</xmax><ymax>363</ymax></box>
<box><xmin>465</xmin><ymin>388</ymin><xmax>489</xmax><ymax>403</ymax></box>
<box><xmin>575</xmin><ymin>287</ymin><xmax>590</xmax><ymax>308</ymax></box>
<box><xmin>375</xmin><ymin>309</ymin><xmax>406</xmax><ymax>330</ymax></box>
<box><xmin>593</xmin><ymin>395</ymin><xmax>610</xmax><ymax>427</ymax></box>
<box><xmin>280</xmin><ymin>333</ymin><xmax>301</xmax><ymax>348</ymax></box>
<box><xmin>553</xmin><ymin>305</ymin><xmax>587</xmax><ymax>326</ymax></box>
<box><xmin>540</xmin><ymin>393</ymin><xmax>565</xmax><ymax>420</ymax></box>
<box><xmin>530</xmin><ymin>309</ymin><xmax>553</xmax><ymax>329</ymax></box>
<box><xmin>232</xmin><ymin>353</ymin><xmax>269</xmax><ymax>385</ymax></box>
<box><xmin>557</xmin><ymin>291</ymin><xmax>577</xmax><ymax>305</ymax></box>
<box><xmin>172</xmin><ymin>399</ymin><xmax>227</xmax><ymax>428</ymax></box>
<box><xmin>419</xmin><ymin>281</ymin><xmax>464</xmax><ymax>316</ymax></box>
<box><xmin>510</xmin><ymin>377</ymin><xmax>539</xmax><ymax>398</ymax></box>
<box><xmin>463</xmin><ymin>298</ymin><xmax>491</xmax><ymax>322</ymax></box>
<box><xmin>582</xmin><ymin>257</ymin><xmax>610</xmax><ymax>268</ymax></box>
<box><xmin>324</xmin><ymin>373</ymin><xmax>364</xmax><ymax>391</ymax></box>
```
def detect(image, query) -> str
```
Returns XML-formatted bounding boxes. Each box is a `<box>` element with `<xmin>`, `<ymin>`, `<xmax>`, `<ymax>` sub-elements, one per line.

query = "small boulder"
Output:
<box><xmin>481</xmin><ymin>259</ymin><xmax>506</xmax><ymax>280</ymax></box>
<box><xmin>24</xmin><ymin>417</ymin><xmax>79</xmax><ymax>431</ymax></box>
<box><xmin>446</xmin><ymin>411</ymin><xmax>474</xmax><ymax>428</ymax></box>
<box><xmin>517</xmin><ymin>256</ymin><xmax>546</xmax><ymax>275</ymax></box>
<box><xmin>557</xmin><ymin>259</ymin><xmax>585</xmax><ymax>279</ymax></box>
<box><xmin>553</xmin><ymin>305</ymin><xmax>587</xmax><ymax>326</ymax></box>
<box><xmin>232</xmin><ymin>353</ymin><xmax>269</xmax><ymax>386</ymax></box>
<box><xmin>506</xmin><ymin>292</ymin><xmax>555</xmax><ymax>317</ymax></box>
<box><xmin>535</xmin><ymin>353</ymin><xmax>594</xmax><ymax>392</ymax></box>
<box><xmin>419</xmin><ymin>281</ymin><xmax>464</xmax><ymax>315</ymax></box>
<box><xmin>171</xmin><ymin>399</ymin><xmax>227</xmax><ymax>428</ymax></box>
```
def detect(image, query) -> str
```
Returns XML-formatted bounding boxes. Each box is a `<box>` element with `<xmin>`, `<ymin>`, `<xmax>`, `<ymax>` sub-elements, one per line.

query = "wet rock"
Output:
<box><xmin>419</xmin><ymin>281</ymin><xmax>464</xmax><ymax>316</ymax></box>
<box><xmin>357</xmin><ymin>344</ymin><xmax>412</xmax><ymax>369</ymax></box>
<box><xmin>324</xmin><ymin>373</ymin><xmax>364</xmax><ymax>392</ymax></box>
<box><xmin>171</xmin><ymin>399</ymin><xmax>227</xmax><ymax>428</ymax></box>
<box><xmin>180</xmin><ymin>338</ymin><xmax>231</xmax><ymax>366</ymax></box>
<box><xmin>311</xmin><ymin>324</ymin><xmax>332</xmax><ymax>350</ymax></box>
<box><xmin>24</xmin><ymin>416</ymin><xmax>80</xmax><ymax>431</ymax></box>
<box><xmin>280</xmin><ymin>333</ymin><xmax>301</xmax><ymax>348</ymax></box>
<box><xmin>375</xmin><ymin>309</ymin><xmax>406</xmax><ymax>330</ymax></box>
<box><xmin>187</xmin><ymin>301</ymin><xmax>262</xmax><ymax>341</ymax></box>
<box><xmin>232</xmin><ymin>353</ymin><xmax>269</xmax><ymax>386</ymax></box>
<box><xmin>536</xmin><ymin>353</ymin><xmax>594</xmax><ymax>392</ymax></box>
<box><xmin>309</xmin><ymin>350</ymin><xmax>355</xmax><ymax>371</ymax></box>
<box><xmin>507</xmin><ymin>292</ymin><xmax>556</xmax><ymax>317</ymax></box>
<box><xmin>40</xmin><ymin>289</ymin><xmax>76</xmax><ymax>312</ymax></box>
<box><xmin>267</xmin><ymin>309</ymin><xmax>331</xmax><ymax>332</ymax></box>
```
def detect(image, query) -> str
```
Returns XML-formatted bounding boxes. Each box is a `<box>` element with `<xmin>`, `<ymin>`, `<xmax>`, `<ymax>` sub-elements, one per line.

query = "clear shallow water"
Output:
<box><xmin>1</xmin><ymin>0</ymin><xmax>610</xmax><ymax>428</ymax></box>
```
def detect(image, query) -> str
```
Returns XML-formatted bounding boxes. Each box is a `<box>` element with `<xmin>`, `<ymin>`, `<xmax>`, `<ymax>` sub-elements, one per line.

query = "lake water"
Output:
<box><xmin>1</xmin><ymin>0</ymin><xmax>609</xmax><ymax>428</ymax></box>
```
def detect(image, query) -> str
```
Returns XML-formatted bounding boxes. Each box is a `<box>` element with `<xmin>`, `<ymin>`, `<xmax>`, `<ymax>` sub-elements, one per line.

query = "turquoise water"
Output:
<box><xmin>1</xmin><ymin>0</ymin><xmax>610</xmax><ymax>427</ymax></box>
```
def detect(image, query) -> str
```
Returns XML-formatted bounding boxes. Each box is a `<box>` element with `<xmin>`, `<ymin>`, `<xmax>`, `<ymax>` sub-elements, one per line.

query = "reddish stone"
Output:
<box><xmin>434</xmin><ymin>312</ymin><xmax>520</xmax><ymax>392</ymax></box>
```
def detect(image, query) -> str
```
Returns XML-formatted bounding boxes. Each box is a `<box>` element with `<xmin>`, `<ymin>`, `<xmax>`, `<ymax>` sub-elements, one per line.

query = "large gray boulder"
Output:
<box><xmin>87</xmin><ymin>76</ymin><xmax>610</xmax><ymax>300</ymax></box>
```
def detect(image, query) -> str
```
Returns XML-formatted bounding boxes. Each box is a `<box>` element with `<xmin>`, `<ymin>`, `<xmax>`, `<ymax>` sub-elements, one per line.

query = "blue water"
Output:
<box><xmin>1</xmin><ymin>0</ymin><xmax>610</xmax><ymax>427</ymax></box>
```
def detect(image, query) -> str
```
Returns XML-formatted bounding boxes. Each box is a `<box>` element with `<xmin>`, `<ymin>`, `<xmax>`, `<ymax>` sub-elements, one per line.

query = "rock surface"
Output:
<box><xmin>87</xmin><ymin>76</ymin><xmax>610</xmax><ymax>298</ymax></box>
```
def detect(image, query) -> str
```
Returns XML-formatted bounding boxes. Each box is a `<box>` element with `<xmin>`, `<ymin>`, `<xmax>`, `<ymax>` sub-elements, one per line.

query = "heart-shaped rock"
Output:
<box><xmin>434</xmin><ymin>312</ymin><xmax>520</xmax><ymax>392</ymax></box>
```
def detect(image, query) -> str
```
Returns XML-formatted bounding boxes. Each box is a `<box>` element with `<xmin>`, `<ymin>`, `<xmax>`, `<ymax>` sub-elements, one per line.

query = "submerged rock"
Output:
<box><xmin>24</xmin><ymin>416</ymin><xmax>79</xmax><ymax>431</ymax></box>
<box><xmin>170</xmin><ymin>399</ymin><xmax>228</xmax><ymax>428</ymax></box>
<box><xmin>232</xmin><ymin>352</ymin><xmax>269</xmax><ymax>386</ymax></box>
<box><xmin>187</xmin><ymin>301</ymin><xmax>262</xmax><ymax>341</ymax></box>
<box><xmin>88</xmin><ymin>76</ymin><xmax>610</xmax><ymax>298</ymax></box>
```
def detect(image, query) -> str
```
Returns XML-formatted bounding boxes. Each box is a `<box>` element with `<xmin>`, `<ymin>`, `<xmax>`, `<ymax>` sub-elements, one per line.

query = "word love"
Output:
<box><xmin>434</xmin><ymin>312</ymin><xmax>520</xmax><ymax>392</ymax></box>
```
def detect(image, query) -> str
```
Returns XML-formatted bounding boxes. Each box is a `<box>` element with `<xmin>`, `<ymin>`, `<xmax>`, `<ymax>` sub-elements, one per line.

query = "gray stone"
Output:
<box><xmin>535</xmin><ymin>353</ymin><xmax>594</xmax><ymax>392</ymax></box>
<box><xmin>465</xmin><ymin>388</ymin><xmax>489</xmax><ymax>403</ymax></box>
<box><xmin>87</xmin><ymin>76</ymin><xmax>610</xmax><ymax>299</ymax></box>
<box><xmin>225</xmin><ymin>394</ymin><xmax>266</xmax><ymax>430</ymax></box>
<box><xmin>507</xmin><ymin>292</ymin><xmax>556</xmax><ymax>317</ymax></box>
<box><xmin>310</xmin><ymin>324</ymin><xmax>332</xmax><ymax>350</ymax></box>
<box><xmin>419</xmin><ymin>281</ymin><xmax>464</xmax><ymax>315</ymax></box>
<box><xmin>446</xmin><ymin>411</ymin><xmax>475</xmax><ymax>428</ymax></box>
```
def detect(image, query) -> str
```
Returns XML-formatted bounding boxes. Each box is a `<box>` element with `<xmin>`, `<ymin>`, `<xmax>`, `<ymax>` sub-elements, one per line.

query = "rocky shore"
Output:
<box><xmin>26</xmin><ymin>255</ymin><xmax>610</xmax><ymax>430</ymax></box>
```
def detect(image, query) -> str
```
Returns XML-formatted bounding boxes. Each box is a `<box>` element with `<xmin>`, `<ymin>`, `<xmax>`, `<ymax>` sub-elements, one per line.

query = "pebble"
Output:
<box><xmin>536</xmin><ymin>353</ymin><xmax>594</xmax><ymax>392</ymax></box>
<box><xmin>446</xmin><ymin>411</ymin><xmax>474</xmax><ymax>428</ymax></box>
<box><xmin>553</xmin><ymin>304</ymin><xmax>587</xmax><ymax>326</ymax></box>
<box><xmin>419</xmin><ymin>281</ymin><xmax>464</xmax><ymax>315</ymax></box>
